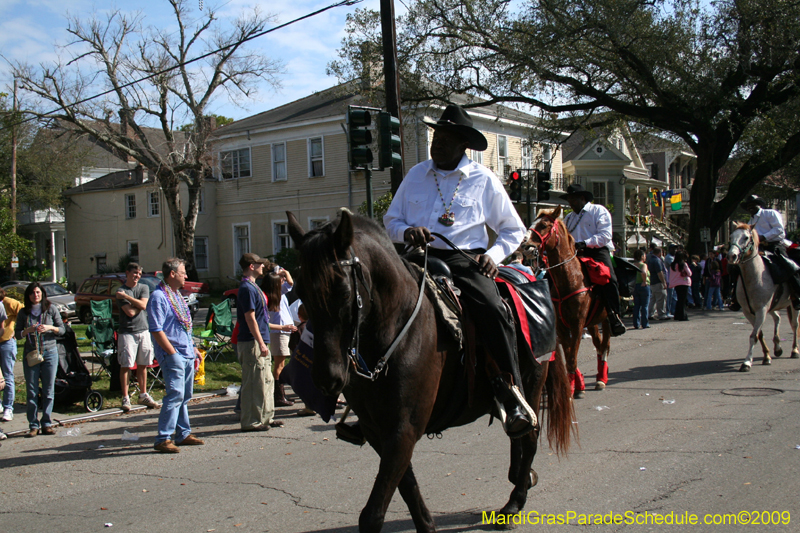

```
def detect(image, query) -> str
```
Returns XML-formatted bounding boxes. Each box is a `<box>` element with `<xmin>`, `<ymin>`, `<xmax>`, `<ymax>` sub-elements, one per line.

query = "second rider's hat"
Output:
<box><xmin>741</xmin><ymin>194</ymin><xmax>766</xmax><ymax>208</ymax></box>
<box><xmin>559</xmin><ymin>183</ymin><xmax>594</xmax><ymax>202</ymax></box>
<box><xmin>423</xmin><ymin>104</ymin><xmax>488</xmax><ymax>151</ymax></box>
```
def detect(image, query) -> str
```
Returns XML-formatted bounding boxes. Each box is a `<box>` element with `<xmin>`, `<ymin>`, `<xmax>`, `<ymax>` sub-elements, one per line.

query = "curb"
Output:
<box><xmin>3</xmin><ymin>389</ymin><xmax>230</xmax><ymax>438</ymax></box>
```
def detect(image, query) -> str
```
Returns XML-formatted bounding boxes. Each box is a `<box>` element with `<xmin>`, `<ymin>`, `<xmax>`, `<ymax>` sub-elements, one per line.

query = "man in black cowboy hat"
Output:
<box><xmin>384</xmin><ymin>104</ymin><xmax>534</xmax><ymax>438</ymax></box>
<box><xmin>729</xmin><ymin>194</ymin><xmax>800</xmax><ymax>311</ymax></box>
<box><xmin>560</xmin><ymin>184</ymin><xmax>627</xmax><ymax>336</ymax></box>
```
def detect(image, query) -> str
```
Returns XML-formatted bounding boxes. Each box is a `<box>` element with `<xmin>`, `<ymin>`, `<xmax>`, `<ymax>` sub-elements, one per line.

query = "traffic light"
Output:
<box><xmin>377</xmin><ymin>111</ymin><xmax>402</xmax><ymax>170</ymax></box>
<box><xmin>537</xmin><ymin>171</ymin><xmax>552</xmax><ymax>201</ymax></box>
<box><xmin>508</xmin><ymin>170</ymin><xmax>522</xmax><ymax>202</ymax></box>
<box><xmin>347</xmin><ymin>107</ymin><xmax>373</xmax><ymax>169</ymax></box>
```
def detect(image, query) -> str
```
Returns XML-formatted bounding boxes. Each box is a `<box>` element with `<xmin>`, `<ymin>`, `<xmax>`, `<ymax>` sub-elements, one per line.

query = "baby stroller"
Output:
<box><xmin>55</xmin><ymin>323</ymin><xmax>105</xmax><ymax>412</ymax></box>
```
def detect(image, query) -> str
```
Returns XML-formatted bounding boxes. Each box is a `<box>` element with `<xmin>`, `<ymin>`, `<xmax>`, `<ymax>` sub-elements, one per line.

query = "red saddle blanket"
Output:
<box><xmin>578</xmin><ymin>256</ymin><xmax>611</xmax><ymax>285</ymax></box>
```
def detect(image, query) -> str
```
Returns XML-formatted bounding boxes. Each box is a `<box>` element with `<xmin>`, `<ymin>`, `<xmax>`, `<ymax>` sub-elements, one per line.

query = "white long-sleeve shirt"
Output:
<box><xmin>748</xmin><ymin>208</ymin><xmax>788</xmax><ymax>245</ymax></box>
<box><xmin>563</xmin><ymin>202</ymin><xmax>614</xmax><ymax>250</ymax></box>
<box><xmin>384</xmin><ymin>155</ymin><xmax>525</xmax><ymax>264</ymax></box>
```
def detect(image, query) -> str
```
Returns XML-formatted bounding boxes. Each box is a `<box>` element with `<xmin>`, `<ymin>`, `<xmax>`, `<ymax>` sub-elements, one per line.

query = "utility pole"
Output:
<box><xmin>380</xmin><ymin>0</ymin><xmax>405</xmax><ymax>194</ymax></box>
<box><xmin>11</xmin><ymin>79</ymin><xmax>18</xmax><ymax>280</ymax></box>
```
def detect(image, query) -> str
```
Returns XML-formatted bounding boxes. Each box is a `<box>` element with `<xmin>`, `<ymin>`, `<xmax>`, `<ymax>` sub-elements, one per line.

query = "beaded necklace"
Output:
<box><xmin>160</xmin><ymin>281</ymin><xmax>192</xmax><ymax>332</ymax></box>
<box><xmin>566</xmin><ymin>208</ymin><xmax>587</xmax><ymax>234</ymax></box>
<box><xmin>432</xmin><ymin>170</ymin><xmax>464</xmax><ymax>227</ymax></box>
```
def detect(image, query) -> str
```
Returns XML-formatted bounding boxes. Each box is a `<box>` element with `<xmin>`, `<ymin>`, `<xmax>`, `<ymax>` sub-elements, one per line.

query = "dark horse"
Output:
<box><xmin>287</xmin><ymin>210</ymin><xmax>574</xmax><ymax>532</ymax></box>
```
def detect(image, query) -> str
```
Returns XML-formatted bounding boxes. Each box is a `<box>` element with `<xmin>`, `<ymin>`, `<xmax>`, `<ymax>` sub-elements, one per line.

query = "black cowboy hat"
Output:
<box><xmin>423</xmin><ymin>104</ymin><xmax>488</xmax><ymax>151</ymax></box>
<box><xmin>559</xmin><ymin>183</ymin><xmax>594</xmax><ymax>202</ymax></box>
<box><xmin>741</xmin><ymin>194</ymin><xmax>766</xmax><ymax>208</ymax></box>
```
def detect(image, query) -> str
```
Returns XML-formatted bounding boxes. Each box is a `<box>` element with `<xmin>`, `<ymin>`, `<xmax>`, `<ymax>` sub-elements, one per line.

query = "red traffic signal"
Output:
<box><xmin>510</xmin><ymin>170</ymin><xmax>521</xmax><ymax>181</ymax></box>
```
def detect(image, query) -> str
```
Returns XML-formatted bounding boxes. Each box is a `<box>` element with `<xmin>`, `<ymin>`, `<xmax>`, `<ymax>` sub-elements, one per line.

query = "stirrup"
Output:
<box><xmin>494</xmin><ymin>385</ymin><xmax>537</xmax><ymax>439</ymax></box>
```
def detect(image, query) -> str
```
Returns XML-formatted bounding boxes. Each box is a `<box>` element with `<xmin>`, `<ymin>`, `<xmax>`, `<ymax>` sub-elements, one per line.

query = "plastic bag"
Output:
<box><xmin>121</xmin><ymin>430</ymin><xmax>140</xmax><ymax>441</ymax></box>
<box><xmin>194</xmin><ymin>349</ymin><xmax>206</xmax><ymax>386</ymax></box>
<box><xmin>58</xmin><ymin>427</ymin><xmax>82</xmax><ymax>437</ymax></box>
<box><xmin>226</xmin><ymin>384</ymin><xmax>240</xmax><ymax>396</ymax></box>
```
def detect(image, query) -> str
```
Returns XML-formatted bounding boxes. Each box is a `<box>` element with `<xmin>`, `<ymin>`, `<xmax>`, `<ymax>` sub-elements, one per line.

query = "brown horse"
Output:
<box><xmin>523</xmin><ymin>206</ymin><xmax>611</xmax><ymax>399</ymax></box>
<box><xmin>287</xmin><ymin>210</ymin><xmax>574</xmax><ymax>532</ymax></box>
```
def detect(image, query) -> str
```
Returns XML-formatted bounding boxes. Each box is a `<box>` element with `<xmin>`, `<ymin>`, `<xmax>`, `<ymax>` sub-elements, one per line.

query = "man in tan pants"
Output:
<box><xmin>236</xmin><ymin>254</ymin><xmax>293</xmax><ymax>432</ymax></box>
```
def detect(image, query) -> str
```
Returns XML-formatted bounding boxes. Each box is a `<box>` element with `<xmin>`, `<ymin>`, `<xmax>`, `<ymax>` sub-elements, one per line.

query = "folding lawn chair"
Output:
<box><xmin>197</xmin><ymin>300</ymin><xmax>234</xmax><ymax>362</ymax></box>
<box><xmin>86</xmin><ymin>299</ymin><xmax>118</xmax><ymax>383</ymax></box>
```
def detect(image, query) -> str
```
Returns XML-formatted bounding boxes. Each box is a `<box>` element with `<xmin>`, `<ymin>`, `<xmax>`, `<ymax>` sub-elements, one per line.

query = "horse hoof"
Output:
<box><xmin>739</xmin><ymin>364</ymin><xmax>751</xmax><ymax>372</ymax></box>
<box><xmin>574</xmin><ymin>390</ymin><xmax>585</xmax><ymax>399</ymax></box>
<box><xmin>530</xmin><ymin>469</ymin><xmax>539</xmax><ymax>488</ymax></box>
<box><xmin>595</xmin><ymin>381</ymin><xmax>606</xmax><ymax>391</ymax></box>
<box><xmin>791</xmin><ymin>352</ymin><xmax>799</xmax><ymax>359</ymax></box>
<box><xmin>763</xmin><ymin>359</ymin><xmax>771</xmax><ymax>366</ymax></box>
<box><xmin>774</xmin><ymin>348</ymin><xmax>783</xmax><ymax>358</ymax></box>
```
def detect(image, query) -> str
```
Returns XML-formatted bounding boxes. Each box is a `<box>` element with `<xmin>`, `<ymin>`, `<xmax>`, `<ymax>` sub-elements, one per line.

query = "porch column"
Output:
<box><xmin>50</xmin><ymin>230</ymin><xmax>57</xmax><ymax>282</ymax></box>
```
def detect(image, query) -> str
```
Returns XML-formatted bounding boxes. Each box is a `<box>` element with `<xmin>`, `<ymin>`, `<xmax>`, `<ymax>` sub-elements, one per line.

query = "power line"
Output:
<box><xmin>1</xmin><ymin>0</ymin><xmax>362</xmax><ymax>132</ymax></box>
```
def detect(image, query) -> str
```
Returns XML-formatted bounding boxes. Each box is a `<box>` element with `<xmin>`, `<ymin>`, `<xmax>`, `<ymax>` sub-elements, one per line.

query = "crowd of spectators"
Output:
<box><xmin>641</xmin><ymin>242</ymin><xmax>731</xmax><ymax>322</ymax></box>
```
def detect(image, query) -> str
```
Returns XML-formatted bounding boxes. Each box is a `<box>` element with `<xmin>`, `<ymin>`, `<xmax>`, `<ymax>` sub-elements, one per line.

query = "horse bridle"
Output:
<box><xmin>335</xmin><ymin>244</ymin><xmax>428</xmax><ymax>381</ymax></box>
<box><xmin>729</xmin><ymin>229</ymin><xmax>757</xmax><ymax>264</ymax></box>
<box><xmin>528</xmin><ymin>216</ymin><xmax>578</xmax><ymax>271</ymax></box>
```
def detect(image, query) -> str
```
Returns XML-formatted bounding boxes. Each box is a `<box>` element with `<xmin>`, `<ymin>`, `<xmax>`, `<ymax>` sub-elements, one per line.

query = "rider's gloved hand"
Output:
<box><xmin>475</xmin><ymin>254</ymin><xmax>498</xmax><ymax>278</ymax></box>
<box><xmin>575</xmin><ymin>241</ymin><xmax>587</xmax><ymax>251</ymax></box>
<box><xmin>404</xmin><ymin>227</ymin><xmax>435</xmax><ymax>247</ymax></box>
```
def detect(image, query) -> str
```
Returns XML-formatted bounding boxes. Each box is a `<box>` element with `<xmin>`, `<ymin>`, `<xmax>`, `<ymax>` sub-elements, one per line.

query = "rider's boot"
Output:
<box><xmin>608</xmin><ymin>311</ymin><xmax>627</xmax><ymax>337</ymax></box>
<box><xmin>491</xmin><ymin>375</ymin><xmax>535</xmax><ymax>439</ymax></box>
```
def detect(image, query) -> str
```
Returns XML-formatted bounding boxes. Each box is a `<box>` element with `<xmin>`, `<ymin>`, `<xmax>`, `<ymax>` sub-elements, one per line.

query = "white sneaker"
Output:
<box><xmin>1</xmin><ymin>408</ymin><xmax>12</xmax><ymax>422</ymax></box>
<box><xmin>138</xmin><ymin>393</ymin><xmax>158</xmax><ymax>408</ymax></box>
<box><xmin>121</xmin><ymin>396</ymin><xmax>132</xmax><ymax>412</ymax></box>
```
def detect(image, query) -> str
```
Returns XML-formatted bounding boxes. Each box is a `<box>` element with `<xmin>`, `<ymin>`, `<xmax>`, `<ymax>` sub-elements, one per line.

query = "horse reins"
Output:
<box><xmin>529</xmin><ymin>216</ymin><xmax>591</xmax><ymax>329</ymax></box>
<box><xmin>337</xmin><ymin>244</ymin><xmax>429</xmax><ymax>381</ymax></box>
<box><xmin>730</xmin><ymin>229</ymin><xmax>760</xmax><ymax>315</ymax></box>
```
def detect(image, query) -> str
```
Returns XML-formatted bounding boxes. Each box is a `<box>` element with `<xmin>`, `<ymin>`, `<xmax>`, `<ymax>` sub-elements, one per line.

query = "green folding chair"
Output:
<box><xmin>197</xmin><ymin>300</ymin><xmax>234</xmax><ymax>362</ymax></box>
<box><xmin>86</xmin><ymin>299</ymin><xmax>117</xmax><ymax>381</ymax></box>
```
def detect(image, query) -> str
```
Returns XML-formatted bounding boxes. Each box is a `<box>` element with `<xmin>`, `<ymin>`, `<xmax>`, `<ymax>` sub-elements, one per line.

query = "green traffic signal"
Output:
<box><xmin>347</xmin><ymin>107</ymin><xmax>373</xmax><ymax>169</ymax></box>
<box><xmin>377</xmin><ymin>111</ymin><xmax>402</xmax><ymax>170</ymax></box>
<box><xmin>537</xmin><ymin>172</ymin><xmax>552</xmax><ymax>201</ymax></box>
<box><xmin>349</xmin><ymin>108</ymin><xmax>371</xmax><ymax>128</ymax></box>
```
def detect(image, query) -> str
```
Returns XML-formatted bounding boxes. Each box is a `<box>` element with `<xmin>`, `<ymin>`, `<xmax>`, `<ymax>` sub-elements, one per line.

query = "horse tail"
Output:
<box><xmin>544</xmin><ymin>347</ymin><xmax>577</xmax><ymax>456</ymax></box>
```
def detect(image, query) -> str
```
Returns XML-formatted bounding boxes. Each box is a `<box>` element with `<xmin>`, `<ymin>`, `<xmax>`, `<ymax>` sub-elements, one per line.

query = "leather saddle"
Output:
<box><xmin>762</xmin><ymin>251</ymin><xmax>799</xmax><ymax>285</ymax></box>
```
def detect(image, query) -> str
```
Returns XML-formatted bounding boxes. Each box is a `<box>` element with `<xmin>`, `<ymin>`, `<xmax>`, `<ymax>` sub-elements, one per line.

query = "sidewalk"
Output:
<box><xmin>1</xmin><ymin>385</ymin><xmax>225</xmax><ymax>438</ymax></box>
<box><xmin>1</xmin><ymin>348</ymin><xmax>224</xmax><ymax>437</ymax></box>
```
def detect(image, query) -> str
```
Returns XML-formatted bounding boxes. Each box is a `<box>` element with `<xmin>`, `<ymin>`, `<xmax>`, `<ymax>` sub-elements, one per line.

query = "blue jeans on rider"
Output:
<box><xmin>155</xmin><ymin>352</ymin><xmax>195</xmax><ymax>445</ymax></box>
<box><xmin>1</xmin><ymin>338</ymin><xmax>17</xmax><ymax>410</ymax></box>
<box><xmin>633</xmin><ymin>285</ymin><xmax>651</xmax><ymax>329</ymax></box>
<box><xmin>22</xmin><ymin>346</ymin><xmax>58</xmax><ymax>430</ymax></box>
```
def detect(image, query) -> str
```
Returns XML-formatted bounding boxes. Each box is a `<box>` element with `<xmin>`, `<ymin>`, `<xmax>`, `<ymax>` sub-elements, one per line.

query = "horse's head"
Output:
<box><xmin>287</xmin><ymin>209</ymin><xmax>365</xmax><ymax>396</ymax></box>
<box><xmin>728</xmin><ymin>224</ymin><xmax>759</xmax><ymax>265</ymax></box>
<box><xmin>523</xmin><ymin>206</ymin><xmax>570</xmax><ymax>266</ymax></box>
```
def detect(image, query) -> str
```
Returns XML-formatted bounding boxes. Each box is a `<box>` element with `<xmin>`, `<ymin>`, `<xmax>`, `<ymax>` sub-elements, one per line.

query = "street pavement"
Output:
<box><xmin>1</xmin><ymin>308</ymin><xmax>799</xmax><ymax>532</ymax></box>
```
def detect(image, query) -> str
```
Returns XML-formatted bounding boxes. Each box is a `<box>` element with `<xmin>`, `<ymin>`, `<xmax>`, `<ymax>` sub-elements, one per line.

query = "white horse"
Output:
<box><xmin>727</xmin><ymin>224</ymin><xmax>800</xmax><ymax>371</ymax></box>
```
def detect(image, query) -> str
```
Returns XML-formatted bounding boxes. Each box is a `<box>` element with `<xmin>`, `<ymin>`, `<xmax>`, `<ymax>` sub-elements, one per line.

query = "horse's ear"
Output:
<box><xmin>333</xmin><ymin>209</ymin><xmax>355</xmax><ymax>253</ymax></box>
<box><xmin>287</xmin><ymin>211</ymin><xmax>306</xmax><ymax>249</ymax></box>
<box><xmin>553</xmin><ymin>205</ymin><xmax>563</xmax><ymax>219</ymax></box>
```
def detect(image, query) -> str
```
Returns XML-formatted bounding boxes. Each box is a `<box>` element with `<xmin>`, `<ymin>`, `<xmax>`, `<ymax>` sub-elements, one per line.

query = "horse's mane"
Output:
<box><xmin>536</xmin><ymin>207</ymin><xmax>560</xmax><ymax>219</ymax></box>
<box><xmin>735</xmin><ymin>222</ymin><xmax>751</xmax><ymax>230</ymax></box>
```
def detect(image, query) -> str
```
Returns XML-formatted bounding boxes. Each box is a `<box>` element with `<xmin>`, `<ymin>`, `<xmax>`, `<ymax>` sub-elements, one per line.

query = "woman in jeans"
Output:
<box><xmin>14</xmin><ymin>282</ymin><xmax>65</xmax><ymax>437</ymax></box>
<box><xmin>632</xmin><ymin>249</ymin><xmax>651</xmax><ymax>329</ymax></box>
<box><xmin>668</xmin><ymin>252</ymin><xmax>693</xmax><ymax>321</ymax></box>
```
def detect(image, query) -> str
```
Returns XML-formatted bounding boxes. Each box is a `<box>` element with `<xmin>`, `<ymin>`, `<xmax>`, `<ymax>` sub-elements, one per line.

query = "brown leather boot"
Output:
<box><xmin>274</xmin><ymin>383</ymin><xmax>294</xmax><ymax>407</ymax></box>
